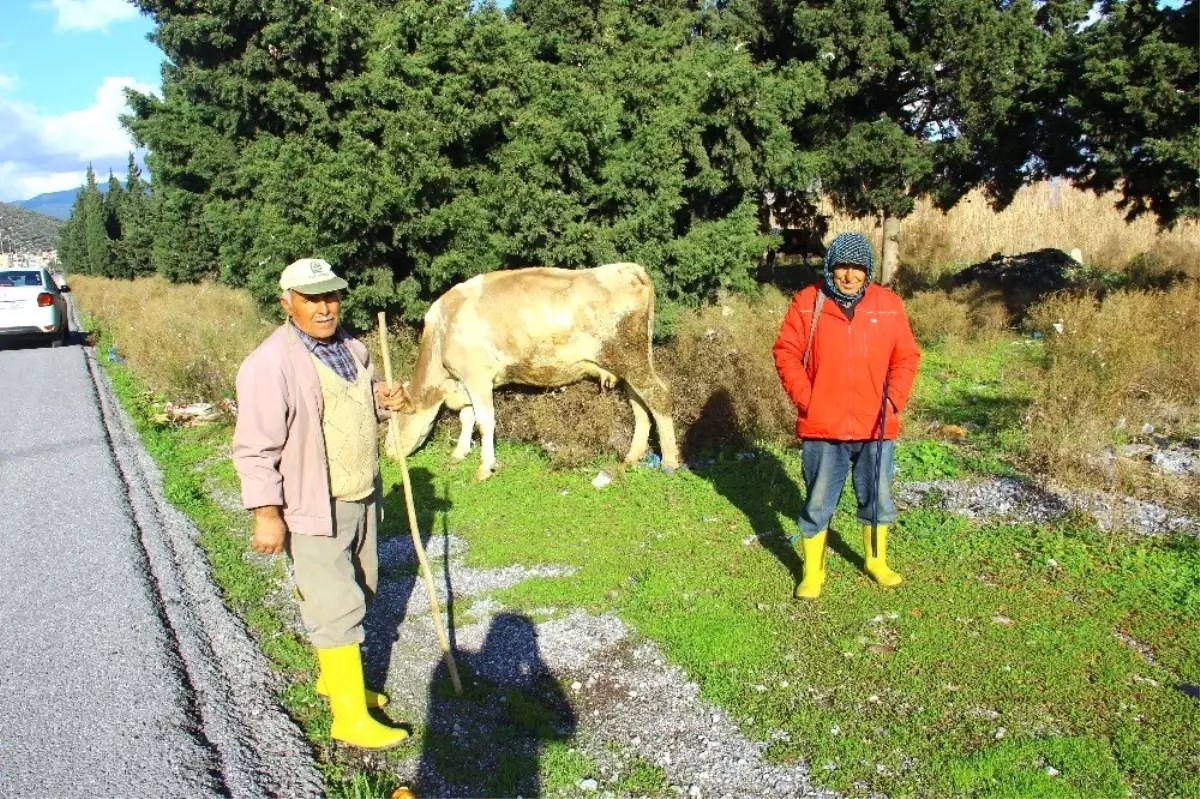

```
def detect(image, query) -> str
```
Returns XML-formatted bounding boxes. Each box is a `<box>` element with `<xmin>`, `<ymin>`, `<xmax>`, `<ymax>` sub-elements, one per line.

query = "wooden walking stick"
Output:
<box><xmin>377</xmin><ymin>312</ymin><xmax>463</xmax><ymax>695</ymax></box>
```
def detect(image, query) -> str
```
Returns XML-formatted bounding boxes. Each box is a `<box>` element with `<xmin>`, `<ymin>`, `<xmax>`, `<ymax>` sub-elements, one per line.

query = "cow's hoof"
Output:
<box><xmin>449</xmin><ymin>453</ymin><xmax>468</xmax><ymax>464</ymax></box>
<box><xmin>662</xmin><ymin>463</ymin><xmax>679</xmax><ymax>476</ymax></box>
<box><xmin>475</xmin><ymin>467</ymin><xmax>494</xmax><ymax>481</ymax></box>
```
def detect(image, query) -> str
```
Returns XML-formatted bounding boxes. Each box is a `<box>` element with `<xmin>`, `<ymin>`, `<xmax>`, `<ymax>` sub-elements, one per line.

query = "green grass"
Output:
<box><xmin>90</xmin><ymin>311</ymin><xmax>1199</xmax><ymax>798</ymax></box>
<box><xmin>906</xmin><ymin>336</ymin><xmax>1037</xmax><ymax>472</ymax></box>
<box><xmin>381</xmin><ymin>333</ymin><xmax>1197</xmax><ymax>798</ymax></box>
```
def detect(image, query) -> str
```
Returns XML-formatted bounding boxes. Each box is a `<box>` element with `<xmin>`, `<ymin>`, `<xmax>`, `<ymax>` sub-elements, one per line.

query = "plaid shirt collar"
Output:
<box><xmin>291</xmin><ymin>322</ymin><xmax>358</xmax><ymax>382</ymax></box>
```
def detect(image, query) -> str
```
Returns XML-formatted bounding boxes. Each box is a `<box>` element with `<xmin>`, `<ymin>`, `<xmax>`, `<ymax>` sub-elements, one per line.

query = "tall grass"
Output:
<box><xmin>71</xmin><ymin>275</ymin><xmax>276</xmax><ymax>402</ymax></box>
<box><xmin>826</xmin><ymin>181</ymin><xmax>1199</xmax><ymax>276</ymax></box>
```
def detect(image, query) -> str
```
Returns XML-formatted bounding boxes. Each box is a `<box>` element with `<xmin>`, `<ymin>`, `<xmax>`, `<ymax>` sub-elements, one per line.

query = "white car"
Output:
<box><xmin>0</xmin><ymin>267</ymin><xmax>70</xmax><ymax>347</ymax></box>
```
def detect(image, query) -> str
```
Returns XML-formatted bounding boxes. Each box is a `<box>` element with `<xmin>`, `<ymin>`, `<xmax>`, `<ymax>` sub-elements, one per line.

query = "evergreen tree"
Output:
<box><xmin>102</xmin><ymin>170</ymin><xmax>125</xmax><ymax>277</ymax></box>
<box><xmin>727</xmin><ymin>0</ymin><xmax>1056</xmax><ymax>281</ymax></box>
<box><xmin>119</xmin><ymin>153</ymin><xmax>156</xmax><ymax>277</ymax></box>
<box><xmin>1049</xmin><ymin>0</ymin><xmax>1198</xmax><ymax>226</ymax></box>
<box><xmin>81</xmin><ymin>165</ymin><xmax>112</xmax><ymax>276</ymax></box>
<box><xmin>58</xmin><ymin>188</ymin><xmax>90</xmax><ymax>274</ymax></box>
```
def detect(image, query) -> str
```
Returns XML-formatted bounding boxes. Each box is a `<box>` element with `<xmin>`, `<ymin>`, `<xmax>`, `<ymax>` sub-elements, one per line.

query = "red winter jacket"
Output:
<box><xmin>773</xmin><ymin>283</ymin><xmax>921</xmax><ymax>441</ymax></box>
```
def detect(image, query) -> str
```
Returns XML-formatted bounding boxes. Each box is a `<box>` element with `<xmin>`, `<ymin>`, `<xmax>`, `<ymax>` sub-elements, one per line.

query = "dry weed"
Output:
<box><xmin>1025</xmin><ymin>281</ymin><xmax>1200</xmax><ymax>504</ymax></box>
<box><xmin>905</xmin><ymin>291</ymin><xmax>972</xmax><ymax>345</ymax></box>
<box><xmin>71</xmin><ymin>275</ymin><xmax>275</xmax><ymax>401</ymax></box>
<box><xmin>826</xmin><ymin>181</ymin><xmax>1199</xmax><ymax>278</ymax></box>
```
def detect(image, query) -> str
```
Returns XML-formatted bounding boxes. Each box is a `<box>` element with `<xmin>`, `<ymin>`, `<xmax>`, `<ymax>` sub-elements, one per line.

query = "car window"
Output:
<box><xmin>0</xmin><ymin>271</ymin><xmax>44</xmax><ymax>287</ymax></box>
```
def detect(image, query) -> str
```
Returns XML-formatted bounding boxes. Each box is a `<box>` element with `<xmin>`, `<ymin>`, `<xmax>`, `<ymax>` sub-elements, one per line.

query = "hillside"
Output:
<box><xmin>13</xmin><ymin>184</ymin><xmax>111</xmax><ymax>221</ymax></box>
<box><xmin>0</xmin><ymin>201</ymin><xmax>64</xmax><ymax>251</ymax></box>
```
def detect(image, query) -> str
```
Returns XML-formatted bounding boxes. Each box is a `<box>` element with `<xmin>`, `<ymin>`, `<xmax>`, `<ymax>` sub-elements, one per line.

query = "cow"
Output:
<box><xmin>387</xmin><ymin>262</ymin><xmax>681</xmax><ymax>481</ymax></box>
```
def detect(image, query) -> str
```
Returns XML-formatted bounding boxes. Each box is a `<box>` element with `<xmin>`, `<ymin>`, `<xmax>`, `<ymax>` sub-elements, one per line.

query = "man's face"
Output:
<box><xmin>282</xmin><ymin>289</ymin><xmax>341</xmax><ymax>339</ymax></box>
<box><xmin>832</xmin><ymin>264</ymin><xmax>868</xmax><ymax>296</ymax></box>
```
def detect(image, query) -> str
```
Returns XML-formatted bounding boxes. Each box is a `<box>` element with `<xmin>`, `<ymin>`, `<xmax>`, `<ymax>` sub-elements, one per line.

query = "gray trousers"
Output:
<box><xmin>287</xmin><ymin>494</ymin><xmax>379</xmax><ymax>649</ymax></box>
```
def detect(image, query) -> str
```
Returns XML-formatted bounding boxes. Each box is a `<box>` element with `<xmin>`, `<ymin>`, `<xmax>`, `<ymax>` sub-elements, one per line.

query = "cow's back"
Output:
<box><xmin>436</xmin><ymin>264</ymin><xmax>654</xmax><ymax>387</ymax></box>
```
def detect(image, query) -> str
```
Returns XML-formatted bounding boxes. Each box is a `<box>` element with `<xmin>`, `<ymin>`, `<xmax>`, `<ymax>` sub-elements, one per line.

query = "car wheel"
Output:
<box><xmin>50</xmin><ymin>324</ymin><xmax>66</xmax><ymax>348</ymax></box>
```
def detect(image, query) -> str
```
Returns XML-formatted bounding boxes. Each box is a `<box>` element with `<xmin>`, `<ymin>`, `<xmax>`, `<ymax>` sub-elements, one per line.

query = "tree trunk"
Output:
<box><xmin>880</xmin><ymin>212</ymin><xmax>900</xmax><ymax>285</ymax></box>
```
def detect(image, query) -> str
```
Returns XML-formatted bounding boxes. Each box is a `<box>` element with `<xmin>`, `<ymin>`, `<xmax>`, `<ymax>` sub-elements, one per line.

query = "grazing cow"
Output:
<box><xmin>388</xmin><ymin>263</ymin><xmax>680</xmax><ymax>480</ymax></box>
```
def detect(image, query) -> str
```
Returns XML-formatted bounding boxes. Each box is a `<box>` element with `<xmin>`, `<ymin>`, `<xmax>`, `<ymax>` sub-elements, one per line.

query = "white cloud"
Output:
<box><xmin>37</xmin><ymin>0</ymin><xmax>138</xmax><ymax>32</ymax></box>
<box><xmin>0</xmin><ymin>75</ymin><xmax>157</xmax><ymax>201</ymax></box>
<box><xmin>0</xmin><ymin>73</ymin><xmax>15</xmax><ymax>91</ymax></box>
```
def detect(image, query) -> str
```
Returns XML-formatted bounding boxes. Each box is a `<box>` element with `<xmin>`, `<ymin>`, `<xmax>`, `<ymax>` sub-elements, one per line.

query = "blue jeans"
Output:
<box><xmin>797</xmin><ymin>439</ymin><xmax>896</xmax><ymax>537</ymax></box>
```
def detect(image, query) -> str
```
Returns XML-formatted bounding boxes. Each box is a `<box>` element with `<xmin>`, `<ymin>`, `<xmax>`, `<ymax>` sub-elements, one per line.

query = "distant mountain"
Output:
<box><xmin>0</xmin><ymin>201</ymin><xmax>65</xmax><ymax>251</ymax></box>
<box><xmin>14</xmin><ymin>184</ymin><xmax>110</xmax><ymax>221</ymax></box>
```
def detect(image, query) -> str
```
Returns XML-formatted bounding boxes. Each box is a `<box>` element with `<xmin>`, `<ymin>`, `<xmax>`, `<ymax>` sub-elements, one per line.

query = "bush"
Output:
<box><xmin>906</xmin><ymin>291</ymin><xmax>972</xmax><ymax>345</ymax></box>
<box><xmin>1025</xmin><ymin>282</ymin><xmax>1200</xmax><ymax>500</ymax></box>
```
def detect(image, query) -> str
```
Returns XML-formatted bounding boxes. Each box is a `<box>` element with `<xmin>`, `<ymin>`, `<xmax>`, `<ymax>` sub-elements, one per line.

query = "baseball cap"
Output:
<box><xmin>279</xmin><ymin>258</ymin><xmax>349</xmax><ymax>295</ymax></box>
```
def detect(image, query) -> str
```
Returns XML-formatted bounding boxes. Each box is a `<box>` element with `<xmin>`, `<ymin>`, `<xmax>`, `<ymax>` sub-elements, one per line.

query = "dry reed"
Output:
<box><xmin>826</xmin><ymin>181</ymin><xmax>1199</xmax><ymax>276</ymax></box>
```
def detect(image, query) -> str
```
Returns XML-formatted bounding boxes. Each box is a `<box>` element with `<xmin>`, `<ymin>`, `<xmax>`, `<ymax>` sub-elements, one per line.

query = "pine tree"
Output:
<box><xmin>81</xmin><ymin>165</ymin><xmax>112</xmax><ymax>276</ymax></box>
<box><xmin>119</xmin><ymin>153</ymin><xmax>155</xmax><ymax>277</ymax></box>
<box><xmin>58</xmin><ymin>188</ymin><xmax>90</xmax><ymax>274</ymax></box>
<box><xmin>727</xmin><ymin>0</ymin><xmax>1057</xmax><ymax>281</ymax></box>
<box><xmin>102</xmin><ymin>170</ymin><xmax>125</xmax><ymax>277</ymax></box>
<box><xmin>1049</xmin><ymin>0</ymin><xmax>1198</xmax><ymax>226</ymax></box>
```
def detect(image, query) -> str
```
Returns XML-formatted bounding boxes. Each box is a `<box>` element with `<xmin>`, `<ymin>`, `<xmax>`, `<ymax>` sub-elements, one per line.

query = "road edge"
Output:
<box><xmin>77</xmin><ymin>303</ymin><xmax>324</xmax><ymax>799</ymax></box>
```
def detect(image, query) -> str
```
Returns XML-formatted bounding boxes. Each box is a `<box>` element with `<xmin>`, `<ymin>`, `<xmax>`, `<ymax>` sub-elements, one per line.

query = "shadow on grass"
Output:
<box><xmin>684</xmin><ymin>389</ymin><xmax>816</xmax><ymax>590</ymax></box>
<box><xmin>363</xmin><ymin>465</ymin><xmax>449</xmax><ymax>694</ymax></box>
<box><xmin>416</xmin><ymin>612</ymin><xmax>576</xmax><ymax>797</ymax></box>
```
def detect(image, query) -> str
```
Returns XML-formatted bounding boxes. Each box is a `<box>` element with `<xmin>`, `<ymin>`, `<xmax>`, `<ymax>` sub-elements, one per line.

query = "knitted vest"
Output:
<box><xmin>311</xmin><ymin>350</ymin><xmax>377</xmax><ymax>501</ymax></box>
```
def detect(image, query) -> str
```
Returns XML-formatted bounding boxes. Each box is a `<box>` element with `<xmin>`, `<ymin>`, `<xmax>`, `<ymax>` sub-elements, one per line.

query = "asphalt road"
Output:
<box><xmin>0</xmin><ymin>316</ymin><xmax>321</xmax><ymax>798</ymax></box>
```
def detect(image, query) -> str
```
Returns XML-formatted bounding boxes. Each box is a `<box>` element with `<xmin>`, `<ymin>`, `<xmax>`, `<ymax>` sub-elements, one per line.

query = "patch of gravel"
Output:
<box><xmin>896</xmin><ymin>477</ymin><xmax>1199</xmax><ymax>536</ymax></box>
<box><xmin>352</xmin><ymin>531</ymin><xmax>832</xmax><ymax>798</ymax></box>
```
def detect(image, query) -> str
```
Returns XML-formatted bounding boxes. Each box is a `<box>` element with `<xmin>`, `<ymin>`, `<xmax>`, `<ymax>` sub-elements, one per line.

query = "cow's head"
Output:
<box><xmin>386</xmin><ymin>379</ymin><xmax>458</xmax><ymax>459</ymax></box>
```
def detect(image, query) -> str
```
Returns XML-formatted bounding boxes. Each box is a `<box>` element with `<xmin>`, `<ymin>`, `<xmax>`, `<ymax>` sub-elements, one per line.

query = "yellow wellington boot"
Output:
<box><xmin>315</xmin><ymin>673</ymin><xmax>388</xmax><ymax>709</ymax></box>
<box><xmin>863</xmin><ymin>524</ymin><xmax>903</xmax><ymax>587</ymax></box>
<box><xmin>316</xmin><ymin>643</ymin><xmax>410</xmax><ymax>749</ymax></box>
<box><xmin>793</xmin><ymin>530</ymin><xmax>828</xmax><ymax>600</ymax></box>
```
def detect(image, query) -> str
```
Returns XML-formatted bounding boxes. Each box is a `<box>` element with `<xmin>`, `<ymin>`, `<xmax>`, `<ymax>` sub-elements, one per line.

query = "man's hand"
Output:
<box><xmin>375</xmin><ymin>382</ymin><xmax>413</xmax><ymax>413</ymax></box>
<box><xmin>252</xmin><ymin>506</ymin><xmax>288</xmax><ymax>555</ymax></box>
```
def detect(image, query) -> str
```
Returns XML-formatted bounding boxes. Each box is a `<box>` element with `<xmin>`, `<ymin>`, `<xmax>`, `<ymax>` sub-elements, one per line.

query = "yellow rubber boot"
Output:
<box><xmin>863</xmin><ymin>524</ymin><xmax>903</xmax><ymax>587</ymax></box>
<box><xmin>315</xmin><ymin>673</ymin><xmax>388</xmax><ymax>709</ymax></box>
<box><xmin>793</xmin><ymin>530</ymin><xmax>828</xmax><ymax>600</ymax></box>
<box><xmin>316</xmin><ymin>643</ymin><xmax>410</xmax><ymax>749</ymax></box>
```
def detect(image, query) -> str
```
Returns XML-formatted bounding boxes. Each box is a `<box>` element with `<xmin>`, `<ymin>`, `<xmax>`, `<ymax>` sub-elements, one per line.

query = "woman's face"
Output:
<box><xmin>832</xmin><ymin>264</ymin><xmax>868</xmax><ymax>296</ymax></box>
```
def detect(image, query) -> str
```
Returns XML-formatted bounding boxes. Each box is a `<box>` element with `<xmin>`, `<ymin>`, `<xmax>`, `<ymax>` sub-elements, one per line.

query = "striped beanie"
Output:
<box><xmin>823</xmin><ymin>232</ymin><xmax>875</xmax><ymax>305</ymax></box>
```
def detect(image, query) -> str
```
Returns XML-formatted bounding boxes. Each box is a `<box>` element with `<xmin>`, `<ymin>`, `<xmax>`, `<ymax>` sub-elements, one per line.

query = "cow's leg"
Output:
<box><xmin>624</xmin><ymin>389</ymin><xmax>652</xmax><ymax>465</ymax></box>
<box><xmin>624</xmin><ymin>372</ymin><xmax>681</xmax><ymax>472</ymax></box>
<box><xmin>462</xmin><ymin>380</ymin><xmax>498</xmax><ymax>481</ymax></box>
<box><xmin>584</xmin><ymin>363</ymin><xmax>619</xmax><ymax>389</ymax></box>
<box><xmin>450</xmin><ymin>405</ymin><xmax>475</xmax><ymax>462</ymax></box>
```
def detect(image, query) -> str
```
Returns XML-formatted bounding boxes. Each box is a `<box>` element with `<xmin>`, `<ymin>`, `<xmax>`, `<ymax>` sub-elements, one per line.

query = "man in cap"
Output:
<box><xmin>772</xmin><ymin>233</ymin><xmax>921</xmax><ymax>599</ymax></box>
<box><xmin>232</xmin><ymin>257</ymin><xmax>412</xmax><ymax>749</ymax></box>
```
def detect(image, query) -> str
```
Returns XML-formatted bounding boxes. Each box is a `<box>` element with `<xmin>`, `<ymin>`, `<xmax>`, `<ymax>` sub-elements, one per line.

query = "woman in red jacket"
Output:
<box><xmin>772</xmin><ymin>232</ymin><xmax>921</xmax><ymax>599</ymax></box>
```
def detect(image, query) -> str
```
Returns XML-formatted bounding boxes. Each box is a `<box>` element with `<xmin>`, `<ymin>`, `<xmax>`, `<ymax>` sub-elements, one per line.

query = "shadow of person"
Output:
<box><xmin>684</xmin><ymin>389</ymin><xmax>808</xmax><ymax>591</ymax></box>
<box><xmin>362</xmin><ymin>465</ymin><xmax>450</xmax><ymax>693</ymax></box>
<box><xmin>416</xmin><ymin>612</ymin><xmax>576</xmax><ymax>798</ymax></box>
<box><xmin>685</xmin><ymin>390</ymin><xmax>872</xmax><ymax>591</ymax></box>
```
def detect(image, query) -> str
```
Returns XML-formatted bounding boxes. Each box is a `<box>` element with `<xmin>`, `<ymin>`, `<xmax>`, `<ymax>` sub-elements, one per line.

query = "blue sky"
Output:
<box><xmin>0</xmin><ymin>1</ymin><xmax>163</xmax><ymax>201</ymax></box>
